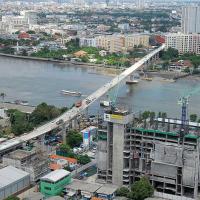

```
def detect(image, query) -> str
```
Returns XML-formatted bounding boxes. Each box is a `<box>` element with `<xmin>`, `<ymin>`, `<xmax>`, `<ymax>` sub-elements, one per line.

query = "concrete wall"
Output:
<box><xmin>97</xmin><ymin>140</ymin><xmax>107</xmax><ymax>170</ymax></box>
<box><xmin>154</xmin><ymin>191</ymin><xmax>194</xmax><ymax>200</ymax></box>
<box><xmin>112</xmin><ymin>123</ymin><xmax>124</xmax><ymax>186</ymax></box>
<box><xmin>0</xmin><ymin>175</ymin><xmax>30</xmax><ymax>200</ymax></box>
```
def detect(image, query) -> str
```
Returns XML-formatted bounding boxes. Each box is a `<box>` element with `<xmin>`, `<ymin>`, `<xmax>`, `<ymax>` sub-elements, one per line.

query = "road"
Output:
<box><xmin>0</xmin><ymin>44</ymin><xmax>165</xmax><ymax>153</ymax></box>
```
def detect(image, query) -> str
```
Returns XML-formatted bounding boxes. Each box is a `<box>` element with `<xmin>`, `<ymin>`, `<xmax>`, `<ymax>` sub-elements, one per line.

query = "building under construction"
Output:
<box><xmin>2</xmin><ymin>149</ymin><xmax>49</xmax><ymax>182</ymax></box>
<box><xmin>97</xmin><ymin>108</ymin><xmax>200</xmax><ymax>200</ymax></box>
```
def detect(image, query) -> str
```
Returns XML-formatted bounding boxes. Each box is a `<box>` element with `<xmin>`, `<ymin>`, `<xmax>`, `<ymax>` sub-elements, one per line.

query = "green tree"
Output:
<box><xmin>142</xmin><ymin>111</ymin><xmax>150</xmax><ymax>119</ymax></box>
<box><xmin>0</xmin><ymin>92</ymin><xmax>6</xmax><ymax>102</ymax></box>
<box><xmin>128</xmin><ymin>176</ymin><xmax>154</xmax><ymax>200</ymax></box>
<box><xmin>161</xmin><ymin>47</ymin><xmax>179</xmax><ymax>60</ymax></box>
<box><xmin>66</xmin><ymin>130</ymin><xmax>83</xmax><ymax>148</ymax></box>
<box><xmin>27</xmin><ymin>30</ymin><xmax>36</xmax><ymax>34</ymax></box>
<box><xmin>116</xmin><ymin>187</ymin><xmax>130</xmax><ymax>197</ymax></box>
<box><xmin>150</xmin><ymin>112</ymin><xmax>155</xmax><ymax>125</ymax></box>
<box><xmin>59</xmin><ymin>144</ymin><xmax>71</xmax><ymax>153</ymax></box>
<box><xmin>29</xmin><ymin>103</ymin><xmax>61</xmax><ymax>125</ymax></box>
<box><xmin>5</xmin><ymin>196</ymin><xmax>20</xmax><ymax>200</ymax></box>
<box><xmin>10</xmin><ymin>110</ymin><xmax>33</xmax><ymax>135</ymax></box>
<box><xmin>77</xmin><ymin>154</ymin><xmax>91</xmax><ymax>165</ymax></box>
<box><xmin>190</xmin><ymin>114</ymin><xmax>197</xmax><ymax>122</ymax></box>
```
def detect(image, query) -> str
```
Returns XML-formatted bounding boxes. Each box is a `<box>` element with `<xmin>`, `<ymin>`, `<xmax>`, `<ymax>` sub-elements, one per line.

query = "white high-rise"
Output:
<box><xmin>182</xmin><ymin>5</ymin><xmax>200</xmax><ymax>34</ymax></box>
<box><xmin>136</xmin><ymin>0</ymin><xmax>145</xmax><ymax>9</ymax></box>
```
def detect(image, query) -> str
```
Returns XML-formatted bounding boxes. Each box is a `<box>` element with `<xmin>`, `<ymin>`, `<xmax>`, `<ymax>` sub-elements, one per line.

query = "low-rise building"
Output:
<box><xmin>49</xmin><ymin>154</ymin><xmax>78</xmax><ymax>170</ymax></box>
<box><xmin>40</xmin><ymin>169</ymin><xmax>71</xmax><ymax>197</ymax></box>
<box><xmin>65</xmin><ymin>179</ymin><xmax>102</xmax><ymax>199</ymax></box>
<box><xmin>96</xmin><ymin>184</ymin><xmax>118</xmax><ymax>200</ymax></box>
<box><xmin>0</xmin><ymin>166</ymin><xmax>30</xmax><ymax>200</ymax></box>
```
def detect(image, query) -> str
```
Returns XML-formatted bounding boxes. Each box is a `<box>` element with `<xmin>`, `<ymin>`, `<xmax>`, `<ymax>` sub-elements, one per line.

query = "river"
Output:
<box><xmin>0</xmin><ymin>56</ymin><xmax>200</xmax><ymax>118</ymax></box>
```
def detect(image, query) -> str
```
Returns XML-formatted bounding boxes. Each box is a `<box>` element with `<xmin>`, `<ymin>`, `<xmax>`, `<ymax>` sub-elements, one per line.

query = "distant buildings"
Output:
<box><xmin>165</xmin><ymin>33</ymin><xmax>200</xmax><ymax>55</ymax></box>
<box><xmin>80</xmin><ymin>34</ymin><xmax>149</xmax><ymax>53</ymax></box>
<box><xmin>182</xmin><ymin>5</ymin><xmax>200</xmax><ymax>34</ymax></box>
<box><xmin>1</xmin><ymin>10</ymin><xmax>38</xmax><ymax>33</ymax></box>
<box><xmin>136</xmin><ymin>0</ymin><xmax>145</xmax><ymax>9</ymax></box>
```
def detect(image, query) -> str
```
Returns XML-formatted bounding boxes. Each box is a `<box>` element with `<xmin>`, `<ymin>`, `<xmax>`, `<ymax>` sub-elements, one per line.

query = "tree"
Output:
<box><xmin>116</xmin><ymin>187</ymin><xmax>130</xmax><ymax>197</ymax></box>
<box><xmin>161</xmin><ymin>47</ymin><xmax>179</xmax><ymax>60</ymax></box>
<box><xmin>29</xmin><ymin>103</ymin><xmax>61</xmax><ymax>125</ymax></box>
<box><xmin>27</xmin><ymin>30</ymin><xmax>36</xmax><ymax>34</ymax></box>
<box><xmin>0</xmin><ymin>92</ymin><xmax>6</xmax><ymax>102</ymax></box>
<box><xmin>77</xmin><ymin>154</ymin><xmax>91</xmax><ymax>165</ymax></box>
<box><xmin>21</xmin><ymin>49</ymin><xmax>28</xmax><ymax>56</ymax></box>
<box><xmin>190</xmin><ymin>114</ymin><xmax>197</xmax><ymax>122</ymax></box>
<box><xmin>128</xmin><ymin>176</ymin><xmax>154</xmax><ymax>200</ymax></box>
<box><xmin>150</xmin><ymin>112</ymin><xmax>155</xmax><ymax>125</ymax></box>
<box><xmin>5</xmin><ymin>196</ymin><xmax>20</xmax><ymax>200</ymax></box>
<box><xmin>59</xmin><ymin>144</ymin><xmax>71</xmax><ymax>153</ymax></box>
<box><xmin>9</xmin><ymin>110</ymin><xmax>33</xmax><ymax>135</ymax></box>
<box><xmin>142</xmin><ymin>111</ymin><xmax>150</xmax><ymax>119</ymax></box>
<box><xmin>66</xmin><ymin>130</ymin><xmax>83</xmax><ymax>148</ymax></box>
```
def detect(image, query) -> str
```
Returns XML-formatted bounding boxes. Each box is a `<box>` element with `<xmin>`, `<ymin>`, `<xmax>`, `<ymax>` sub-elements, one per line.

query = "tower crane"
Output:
<box><xmin>178</xmin><ymin>86</ymin><xmax>200</xmax><ymax>135</ymax></box>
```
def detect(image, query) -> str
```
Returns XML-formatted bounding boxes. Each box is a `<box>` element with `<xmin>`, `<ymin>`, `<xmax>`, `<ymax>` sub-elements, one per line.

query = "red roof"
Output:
<box><xmin>155</xmin><ymin>35</ymin><xmax>165</xmax><ymax>44</ymax></box>
<box><xmin>49</xmin><ymin>154</ymin><xmax>77</xmax><ymax>164</ymax></box>
<box><xmin>49</xmin><ymin>163</ymin><xmax>62</xmax><ymax>170</ymax></box>
<box><xmin>18</xmin><ymin>32</ymin><xmax>30</xmax><ymax>39</ymax></box>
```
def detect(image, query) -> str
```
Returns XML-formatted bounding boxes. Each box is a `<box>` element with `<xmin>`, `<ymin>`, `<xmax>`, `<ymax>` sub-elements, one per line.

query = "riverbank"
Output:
<box><xmin>0</xmin><ymin>52</ymin><xmax>123</xmax><ymax>71</ymax></box>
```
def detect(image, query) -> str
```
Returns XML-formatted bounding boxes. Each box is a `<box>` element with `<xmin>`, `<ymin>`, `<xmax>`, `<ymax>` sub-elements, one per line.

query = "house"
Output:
<box><xmin>40</xmin><ymin>169</ymin><xmax>71</xmax><ymax>197</ymax></box>
<box><xmin>74</xmin><ymin>50</ymin><xmax>88</xmax><ymax>57</ymax></box>
<box><xmin>99</xmin><ymin>50</ymin><xmax>108</xmax><ymax>57</ymax></box>
<box><xmin>18</xmin><ymin>32</ymin><xmax>30</xmax><ymax>39</ymax></box>
<box><xmin>65</xmin><ymin>180</ymin><xmax>102</xmax><ymax>200</ymax></box>
<box><xmin>49</xmin><ymin>154</ymin><xmax>78</xmax><ymax>170</ymax></box>
<box><xmin>169</xmin><ymin>60</ymin><xmax>193</xmax><ymax>72</ymax></box>
<box><xmin>96</xmin><ymin>184</ymin><xmax>118</xmax><ymax>200</ymax></box>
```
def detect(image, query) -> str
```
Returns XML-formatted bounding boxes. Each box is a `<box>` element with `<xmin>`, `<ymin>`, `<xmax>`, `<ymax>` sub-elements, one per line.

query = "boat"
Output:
<box><xmin>126</xmin><ymin>74</ymin><xmax>140</xmax><ymax>85</ymax></box>
<box><xmin>126</xmin><ymin>79</ymin><xmax>139</xmax><ymax>84</ymax></box>
<box><xmin>14</xmin><ymin>100</ymin><xmax>29</xmax><ymax>106</ymax></box>
<box><xmin>61</xmin><ymin>90</ymin><xmax>82</xmax><ymax>96</ymax></box>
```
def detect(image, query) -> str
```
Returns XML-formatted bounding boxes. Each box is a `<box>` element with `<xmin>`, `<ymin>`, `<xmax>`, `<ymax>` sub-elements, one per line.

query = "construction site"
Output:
<box><xmin>2</xmin><ymin>149</ymin><xmax>49</xmax><ymax>181</ymax></box>
<box><xmin>97</xmin><ymin>86</ymin><xmax>200</xmax><ymax>200</ymax></box>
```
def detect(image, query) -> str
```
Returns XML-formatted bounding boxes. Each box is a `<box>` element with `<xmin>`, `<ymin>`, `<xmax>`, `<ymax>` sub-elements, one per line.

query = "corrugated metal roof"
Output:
<box><xmin>0</xmin><ymin>166</ymin><xmax>30</xmax><ymax>189</ymax></box>
<box><xmin>40</xmin><ymin>169</ymin><xmax>70</xmax><ymax>183</ymax></box>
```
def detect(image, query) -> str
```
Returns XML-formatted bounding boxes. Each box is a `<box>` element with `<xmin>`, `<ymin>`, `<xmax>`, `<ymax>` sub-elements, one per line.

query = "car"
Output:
<box><xmin>56</xmin><ymin>119</ymin><xmax>64</xmax><ymax>125</ymax></box>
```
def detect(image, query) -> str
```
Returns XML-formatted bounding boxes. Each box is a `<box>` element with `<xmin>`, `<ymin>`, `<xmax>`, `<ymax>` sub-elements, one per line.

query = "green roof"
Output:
<box><xmin>134</xmin><ymin>128</ymin><xmax>178</xmax><ymax>137</ymax></box>
<box><xmin>184</xmin><ymin>134</ymin><xmax>199</xmax><ymax>140</ymax></box>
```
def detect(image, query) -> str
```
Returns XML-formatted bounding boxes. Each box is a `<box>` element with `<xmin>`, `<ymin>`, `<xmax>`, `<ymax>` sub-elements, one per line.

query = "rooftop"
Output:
<box><xmin>0</xmin><ymin>166</ymin><xmax>30</xmax><ymax>189</ymax></box>
<box><xmin>96</xmin><ymin>184</ymin><xmax>118</xmax><ymax>195</ymax></box>
<box><xmin>47</xmin><ymin>196</ymin><xmax>64</xmax><ymax>200</ymax></box>
<box><xmin>41</xmin><ymin>169</ymin><xmax>70</xmax><ymax>183</ymax></box>
<box><xmin>3</xmin><ymin>149</ymin><xmax>33</xmax><ymax>160</ymax></box>
<box><xmin>49</xmin><ymin>154</ymin><xmax>77</xmax><ymax>164</ymax></box>
<box><xmin>66</xmin><ymin>179</ymin><xmax>102</xmax><ymax>193</ymax></box>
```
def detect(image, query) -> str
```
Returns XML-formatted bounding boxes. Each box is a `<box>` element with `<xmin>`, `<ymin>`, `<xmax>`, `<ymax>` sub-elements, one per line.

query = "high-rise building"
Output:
<box><xmin>136</xmin><ymin>0</ymin><xmax>145</xmax><ymax>9</ymax></box>
<box><xmin>182</xmin><ymin>5</ymin><xmax>200</xmax><ymax>34</ymax></box>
